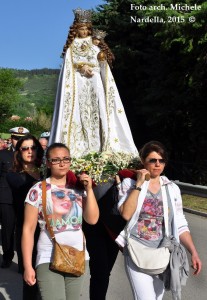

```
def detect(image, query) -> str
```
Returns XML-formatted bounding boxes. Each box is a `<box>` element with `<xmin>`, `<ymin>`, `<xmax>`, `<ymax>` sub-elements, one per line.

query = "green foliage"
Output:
<box><xmin>93</xmin><ymin>0</ymin><xmax>207</xmax><ymax>184</ymax></box>
<box><xmin>12</xmin><ymin>68</ymin><xmax>59</xmax><ymax>77</ymax></box>
<box><xmin>18</xmin><ymin>73</ymin><xmax>59</xmax><ymax>116</ymax></box>
<box><xmin>0</xmin><ymin>119</ymin><xmax>46</xmax><ymax>139</ymax></box>
<box><xmin>0</xmin><ymin>68</ymin><xmax>22</xmax><ymax>118</ymax></box>
<box><xmin>182</xmin><ymin>194</ymin><xmax>207</xmax><ymax>213</ymax></box>
<box><xmin>0</xmin><ymin>68</ymin><xmax>59</xmax><ymax>137</ymax></box>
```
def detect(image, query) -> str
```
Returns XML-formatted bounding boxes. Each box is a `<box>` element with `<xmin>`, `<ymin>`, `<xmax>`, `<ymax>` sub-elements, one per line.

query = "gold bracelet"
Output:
<box><xmin>73</xmin><ymin>62</ymin><xmax>96</xmax><ymax>70</ymax></box>
<box><xmin>73</xmin><ymin>63</ymin><xmax>85</xmax><ymax>70</ymax></box>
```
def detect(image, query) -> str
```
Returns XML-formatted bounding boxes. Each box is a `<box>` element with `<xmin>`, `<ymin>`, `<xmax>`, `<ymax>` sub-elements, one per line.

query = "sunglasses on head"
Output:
<box><xmin>52</xmin><ymin>190</ymin><xmax>77</xmax><ymax>201</ymax></box>
<box><xmin>20</xmin><ymin>145</ymin><xmax>37</xmax><ymax>152</ymax></box>
<box><xmin>147</xmin><ymin>158</ymin><xmax>165</xmax><ymax>164</ymax></box>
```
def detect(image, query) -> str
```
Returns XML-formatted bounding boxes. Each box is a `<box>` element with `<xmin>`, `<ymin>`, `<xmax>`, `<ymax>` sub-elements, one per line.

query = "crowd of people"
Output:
<box><xmin>0</xmin><ymin>7</ymin><xmax>203</xmax><ymax>300</ymax></box>
<box><xmin>0</xmin><ymin>127</ymin><xmax>49</xmax><ymax>299</ymax></box>
<box><xmin>0</xmin><ymin>137</ymin><xmax>12</xmax><ymax>150</ymax></box>
<box><xmin>0</xmin><ymin>127</ymin><xmax>203</xmax><ymax>300</ymax></box>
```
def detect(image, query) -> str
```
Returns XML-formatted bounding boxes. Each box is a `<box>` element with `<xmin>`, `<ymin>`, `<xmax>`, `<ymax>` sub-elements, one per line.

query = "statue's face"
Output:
<box><xmin>77</xmin><ymin>26</ymin><xmax>89</xmax><ymax>38</ymax></box>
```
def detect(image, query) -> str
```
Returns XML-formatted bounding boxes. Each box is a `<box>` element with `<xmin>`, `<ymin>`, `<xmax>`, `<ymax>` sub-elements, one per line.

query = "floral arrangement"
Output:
<box><xmin>70</xmin><ymin>151</ymin><xmax>140</xmax><ymax>184</ymax></box>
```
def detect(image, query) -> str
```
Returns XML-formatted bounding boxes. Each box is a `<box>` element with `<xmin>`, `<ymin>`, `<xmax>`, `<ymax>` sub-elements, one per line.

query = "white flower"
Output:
<box><xmin>70</xmin><ymin>151</ymin><xmax>140</xmax><ymax>184</ymax></box>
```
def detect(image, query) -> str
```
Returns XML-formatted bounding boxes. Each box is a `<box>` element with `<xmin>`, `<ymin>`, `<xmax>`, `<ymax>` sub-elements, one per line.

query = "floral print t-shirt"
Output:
<box><xmin>130</xmin><ymin>189</ymin><xmax>165</xmax><ymax>248</ymax></box>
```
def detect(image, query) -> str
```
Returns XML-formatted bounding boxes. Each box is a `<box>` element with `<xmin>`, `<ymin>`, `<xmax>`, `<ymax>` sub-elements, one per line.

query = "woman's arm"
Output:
<box><xmin>170</xmin><ymin>183</ymin><xmax>202</xmax><ymax>275</ymax></box>
<box><xmin>119</xmin><ymin>188</ymin><xmax>141</xmax><ymax>221</ymax></box>
<box><xmin>79</xmin><ymin>173</ymin><xmax>99</xmax><ymax>224</ymax></box>
<box><xmin>22</xmin><ymin>203</ymin><xmax>38</xmax><ymax>286</ymax></box>
<box><xmin>171</xmin><ymin>183</ymin><xmax>189</xmax><ymax>235</ymax></box>
<box><xmin>179</xmin><ymin>231</ymin><xmax>202</xmax><ymax>275</ymax></box>
<box><xmin>119</xmin><ymin>170</ymin><xmax>148</xmax><ymax>221</ymax></box>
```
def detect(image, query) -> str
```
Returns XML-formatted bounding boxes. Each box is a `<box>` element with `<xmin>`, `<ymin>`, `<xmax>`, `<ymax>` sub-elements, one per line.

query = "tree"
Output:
<box><xmin>0</xmin><ymin>68</ymin><xmax>23</xmax><ymax>120</ymax></box>
<box><xmin>0</xmin><ymin>119</ymin><xmax>47</xmax><ymax>139</ymax></box>
<box><xmin>93</xmin><ymin>0</ymin><xmax>207</xmax><ymax>183</ymax></box>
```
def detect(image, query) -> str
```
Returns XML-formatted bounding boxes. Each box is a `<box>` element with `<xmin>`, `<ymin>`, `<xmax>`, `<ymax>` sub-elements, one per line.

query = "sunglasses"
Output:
<box><xmin>47</xmin><ymin>157</ymin><xmax>72</xmax><ymax>165</ymax></box>
<box><xmin>20</xmin><ymin>145</ymin><xmax>37</xmax><ymax>152</ymax></box>
<box><xmin>147</xmin><ymin>158</ymin><xmax>165</xmax><ymax>164</ymax></box>
<box><xmin>52</xmin><ymin>191</ymin><xmax>77</xmax><ymax>201</ymax></box>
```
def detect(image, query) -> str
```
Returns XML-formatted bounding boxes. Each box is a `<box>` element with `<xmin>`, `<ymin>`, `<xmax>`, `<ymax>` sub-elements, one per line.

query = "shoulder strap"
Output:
<box><xmin>161</xmin><ymin>179</ymin><xmax>169</xmax><ymax>237</ymax></box>
<box><xmin>42</xmin><ymin>180</ymin><xmax>55</xmax><ymax>241</ymax></box>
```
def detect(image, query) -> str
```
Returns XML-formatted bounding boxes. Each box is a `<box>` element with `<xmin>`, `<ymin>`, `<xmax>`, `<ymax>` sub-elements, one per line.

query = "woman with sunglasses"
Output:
<box><xmin>116</xmin><ymin>141</ymin><xmax>202</xmax><ymax>300</ymax></box>
<box><xmin>7</xmin><ymin>134</ymin><xmax>44</xmax><ymax>300</ymax></box>
<box><xmin>22</xmin><ymin>143</ymin><xmax>99</xmax><ymax>300</ymax></box>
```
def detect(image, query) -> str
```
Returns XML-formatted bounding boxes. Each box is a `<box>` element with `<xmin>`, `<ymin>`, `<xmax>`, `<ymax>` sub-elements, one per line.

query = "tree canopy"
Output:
<box><xmin>93</xmin><ymin>0</ymin><xmax>207</xmax><ymax>183</ymax></box>
<box><xmin>0</xmin><ymin>68</ymin><xmax>55</xmax><ymax>138</ymax></box>
<box><xmin>0</xmin><ymin>68</ymin><xmax>22</xmax><ymax>119</ymax></box>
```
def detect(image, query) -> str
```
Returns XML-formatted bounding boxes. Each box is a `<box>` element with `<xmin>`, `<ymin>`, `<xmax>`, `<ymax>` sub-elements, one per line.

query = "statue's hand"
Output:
<box><xmin>81</xmin><ymin>65</ymin><xmax>93</xmax><ymax>77</ymax></box>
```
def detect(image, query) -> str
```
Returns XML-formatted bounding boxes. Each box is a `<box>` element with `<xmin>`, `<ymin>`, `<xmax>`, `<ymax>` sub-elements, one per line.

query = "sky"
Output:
<box><xmin>0</xmin><ymin>0</ymin><xmax>105</xmax><ymax>70</ymax></box>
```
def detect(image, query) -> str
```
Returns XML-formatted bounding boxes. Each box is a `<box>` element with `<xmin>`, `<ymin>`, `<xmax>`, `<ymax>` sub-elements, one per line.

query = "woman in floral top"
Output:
<box><xmin>116</xmin><ymin>141</ymin><xmax>202</xmax><ymax>300</ymax></box>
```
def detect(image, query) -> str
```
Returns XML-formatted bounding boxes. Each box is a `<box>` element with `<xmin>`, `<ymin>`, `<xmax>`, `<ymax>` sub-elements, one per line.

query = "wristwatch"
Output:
<box><xmin>133</xmin><ymin>184</ymin><xmax>142</xmax><ymax>191</ymax></box>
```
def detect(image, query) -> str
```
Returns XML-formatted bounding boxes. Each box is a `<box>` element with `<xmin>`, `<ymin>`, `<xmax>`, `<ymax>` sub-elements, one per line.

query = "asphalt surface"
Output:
<box><xmin>1</xmin><ymin>210</ymin><xmax>207</xmax><ymax>300</ymax></box>
<box><xmin>0</xmin><ymin>228</ymin><xmax>132</xmax><ymax>300</ymax></box>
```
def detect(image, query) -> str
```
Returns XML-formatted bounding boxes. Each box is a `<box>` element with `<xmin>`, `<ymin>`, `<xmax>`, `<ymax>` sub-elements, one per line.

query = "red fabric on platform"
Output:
<box><xmin>66</xmin><ymin>170</ymin><xmax>96</xmax><ymax>189</ymax></box>
<box><xmin>117</xmin><ymin>169</ymin><xmax>137</xmax><ymax>181</ymax></box>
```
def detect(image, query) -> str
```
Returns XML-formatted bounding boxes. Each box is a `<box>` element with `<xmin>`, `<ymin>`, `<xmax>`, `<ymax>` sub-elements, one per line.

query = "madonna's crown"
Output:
<box><xmin>73</xmin><ymin>8</ymin><xmax>92</xmax><ymax>23</ymax></box>
<box><xmin>92</xmin><ymin>29</ymin><xmax>107</xmax><ymax>40</ymax></box>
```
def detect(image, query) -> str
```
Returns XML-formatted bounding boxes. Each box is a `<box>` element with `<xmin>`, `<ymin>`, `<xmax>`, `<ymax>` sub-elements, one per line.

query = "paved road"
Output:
<box><xmin>0</xmin><ymin>212</ymin><xmax>207</xmax><ymax>300</ymax></box>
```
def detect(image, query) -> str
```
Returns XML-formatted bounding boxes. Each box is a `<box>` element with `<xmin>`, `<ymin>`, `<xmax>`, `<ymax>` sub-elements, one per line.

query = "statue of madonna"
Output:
<box><xmin>49</xmin><ymin>8</ymin><xmax>138</xmax><ymax>158</ymax></box>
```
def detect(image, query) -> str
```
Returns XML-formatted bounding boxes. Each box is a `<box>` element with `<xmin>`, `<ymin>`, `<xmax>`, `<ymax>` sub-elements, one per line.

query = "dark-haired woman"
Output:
<box><xmin>22</xmin><ymin>143</ymin><xmax>99</xmax><ymax>300</ymax></box>
<box><xmin>7</xmin><ymin>134</ymin><xmax>44</xmax><ymax>300</ymax></box>
<box><xmin>116</xmin><ymin>141</ymin><xmax>202</xmax><ymax>300</ymax></box>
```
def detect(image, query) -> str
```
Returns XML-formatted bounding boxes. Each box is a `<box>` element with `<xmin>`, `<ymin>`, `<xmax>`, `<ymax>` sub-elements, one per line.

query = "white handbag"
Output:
<box><xmin>126</xmin><ymin>184</ymin><xmax>170</xmax><ymax>275</ymax></box>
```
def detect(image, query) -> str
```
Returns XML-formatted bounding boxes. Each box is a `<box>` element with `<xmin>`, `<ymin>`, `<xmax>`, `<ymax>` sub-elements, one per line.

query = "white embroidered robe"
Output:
<box><xmin>49</xmin><ymin>36</ymin><xmax>138</xmax><ymax>158</ymax></box>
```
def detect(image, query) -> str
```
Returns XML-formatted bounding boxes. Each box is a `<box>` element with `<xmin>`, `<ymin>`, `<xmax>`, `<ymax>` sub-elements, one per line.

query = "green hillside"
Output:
<box><xmin>13</xmin><ymin>68</ymin><xmax>60</xmax><ymax>117</ymax></box>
